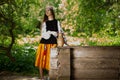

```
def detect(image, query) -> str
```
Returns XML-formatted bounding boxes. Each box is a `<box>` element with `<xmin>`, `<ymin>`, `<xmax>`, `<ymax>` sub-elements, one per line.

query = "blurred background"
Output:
<box><xmin>0</xmin><ymin>0</ymin><xmax>120</xmax><ymax>77</ymax></box>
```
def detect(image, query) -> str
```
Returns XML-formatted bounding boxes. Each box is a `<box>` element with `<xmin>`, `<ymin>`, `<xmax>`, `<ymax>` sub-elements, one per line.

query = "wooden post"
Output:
<box><xmin>118</xmin><ymin>58</ymin><xmax>120</xmax><ymax>80</ymax></box>
<box><xmin>49</xmin><ymin>48</ymin><xmax>59</xmax><ymax>80</ymax></box>
<box><xmin>58</xmin><ymin>48</ymin><xmax>71</xmax><ymax>80</ymax></box>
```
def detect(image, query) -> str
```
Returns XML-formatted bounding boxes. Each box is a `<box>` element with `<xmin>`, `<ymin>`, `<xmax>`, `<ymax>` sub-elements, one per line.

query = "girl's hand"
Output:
<box><xmin>50</xmin><ymin>31</ymin><xmax>57</xmax><ymax>37</ymax></box>
<box><xmin>48</xmin><ymin>31</ymin><xmax>57</xmax><ymax>37</ymax></box>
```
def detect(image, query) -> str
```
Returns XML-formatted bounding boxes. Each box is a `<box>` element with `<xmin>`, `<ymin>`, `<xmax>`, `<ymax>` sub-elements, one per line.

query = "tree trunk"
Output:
<box><xmin>6</xmin><ymin>21</ymin><xmax>16</xmax><ymax>62</ymax></box>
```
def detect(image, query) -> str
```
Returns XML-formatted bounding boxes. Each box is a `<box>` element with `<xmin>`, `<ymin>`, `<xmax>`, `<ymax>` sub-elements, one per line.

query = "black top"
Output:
<box><xmin>40</xmin><ymin>19</ymin><xmax>58</xmax><ymax>44</ymax></box>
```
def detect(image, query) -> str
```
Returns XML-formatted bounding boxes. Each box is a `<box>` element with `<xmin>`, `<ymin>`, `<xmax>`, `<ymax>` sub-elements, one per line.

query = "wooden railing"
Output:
<box><xmin>50</xmin><ymin>46</ymin><xmax>120</xmax><ymax>80</ymax></box>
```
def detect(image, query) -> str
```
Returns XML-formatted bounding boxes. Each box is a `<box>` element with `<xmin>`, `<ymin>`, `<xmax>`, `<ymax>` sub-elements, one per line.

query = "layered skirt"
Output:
<box><xmin>35</xmin><ymin>44</ymin><xmax>57</xmax><ymax>70</ymax></box>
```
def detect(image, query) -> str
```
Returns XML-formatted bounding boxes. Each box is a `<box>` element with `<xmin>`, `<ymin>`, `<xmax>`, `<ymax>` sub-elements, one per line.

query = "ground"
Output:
<box><xmin>0</xmin><ymin>71</ymin><xmax>40</xmax><ymax>80</ymax></box>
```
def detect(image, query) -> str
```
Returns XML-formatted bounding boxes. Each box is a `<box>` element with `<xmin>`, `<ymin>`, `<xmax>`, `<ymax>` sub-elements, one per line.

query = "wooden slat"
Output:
<box><xmin>50</xmin><ymin>48</ymin><xmax>59</xmax><ymax>80</ymax></box>
<box><xmin>58</xmin><ymin>77</ymin><xmax>70</xmax><ymax>80</ymax></box>
<box><xmin>58</xmin><ymin>48</ymin><xmax>71</xmax><ymax>80</ymax></box>
<box><xmin>72</xmin><ymin>69</ymin><xmax>118</xmax><ymax>79</ymax></box>
<box><xmin>73</xmin><ymin>58</ymin><xmax>119</xmax><ymax>69</ymax></box>
<box><xmin>58</xmin><ymin>65</ymin><xmax>71</xmax><ymax>77</ymax></box>
<box><xmin>58</xmin><ymin>48</ymin><xmax>70</xmax><ymax>65</ymax></box>
<box><xmin>50</xmin><ymin>48</ymin><xmax>58</xmax><ymax>58</ymax></box>
<box><xmin>73</xmin><ymin>48</ymin><xmax>120</xmax><ymax>59</ymax></box>
<box><xmin>54</xmin><ymin>47</ymin><xmax>120</xmax><ymax>80</ymax></box>
<box><xmin>50</xmin><ymin>58</ymin><xmax>58</xmax><ymax>69</ymax></box>
<box><xmin>49</xmin><ymin>69</ymin><xmax>58</xmax><ymax>78</ymax></box>
<box><xmin>73</xmin><ymin>78</ymin><xmax>118</xmax><ymax>80</ymax></box>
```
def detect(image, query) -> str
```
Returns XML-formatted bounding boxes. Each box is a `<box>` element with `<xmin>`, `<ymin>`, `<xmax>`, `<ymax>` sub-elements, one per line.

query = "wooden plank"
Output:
<box><xmin>58</xmin><ymin>48</ymin><xmax>71</xmax><ymax>79</ymax></box>
<box><xmin>57</xmin><ymin>47</ymin><xmax>120</xmax><ymax>80</ymax></box>
<box><xmin>49</xmin><ymin>69</ymin><xmax>58</xmax><ymax>79</ymax></box>
<box><xmin>50</xmin><ymin>58</ymin><xmax>58</xmax><ymax>69</ymax></box>
<box><xmin>73</xmin><ymin>58</ymin><xmax>119</xmax><ymax>69</ymax></box>
<box><xmin>58</xmin><ymin>46</ymin><xmax>120</xmax><ymax>49</ymax></box>
<box><xmin>119</xmin><ymin>65</ymin><xmax>120</xmax><ymax>80</ymax></box>
<box><xmin>72</xmin><ymin>69</ymin><xmax>118</xmax><ymax>79</ymax></box>
<box><xmin>73</xmin><ymin>78</ymin><xmax>118</xmax><ymax>80</ymax></box>
<box><xmin>58</xmin><ymin>48</ymin><xmax>70</xmax><ymax>65</ymax></box>
<box><xmin>58</xmin><ymin>65</ymin><xmax>71</xmax><ymax>77</ymax></box>
<box><xmin>50</xmin><ymin>48</ymin><xmax>59</xmax><ymax>80</ymax></box>
<box><xmin>73</xmin><ymin>48</ymin><xmax>120</xmax><ymax>59</ymax></box>
<box><xmin>50</xmin><ymin>48</ymin><xmax>58</xmax><ymax>58</ymax></box>
<box><xmin>58</xmin><ymin>77</ymin><xmax>70</xmax><ymax>80</ymax></box>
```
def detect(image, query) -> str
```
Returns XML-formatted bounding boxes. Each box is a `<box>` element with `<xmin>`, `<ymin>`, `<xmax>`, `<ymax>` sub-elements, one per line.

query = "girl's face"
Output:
<box><xmin>45</xmin><ymin>8</ymin><xmax>52</xmax><ymax>17</ymax></box>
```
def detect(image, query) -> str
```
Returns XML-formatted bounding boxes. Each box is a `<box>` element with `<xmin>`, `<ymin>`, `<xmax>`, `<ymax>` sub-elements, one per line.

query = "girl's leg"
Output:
<box><xmin>39</xmin><ymin>67</ymin><xmax>44</xmax><ymax>79</ymax></box>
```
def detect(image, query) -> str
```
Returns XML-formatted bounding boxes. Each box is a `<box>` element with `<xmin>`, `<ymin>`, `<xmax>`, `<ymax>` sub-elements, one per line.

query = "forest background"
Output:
<box><xmin>0</xmin><ymin>0</ymin><xmax>120</xmax><ymax>75</ymax></box>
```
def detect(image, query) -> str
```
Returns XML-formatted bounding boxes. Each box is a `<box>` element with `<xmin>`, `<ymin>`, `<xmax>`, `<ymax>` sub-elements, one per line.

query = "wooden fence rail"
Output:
<box><xmin>50</xmin><ymin>46</ymin><xmax>120</xmax><ymax>80</ymax></box>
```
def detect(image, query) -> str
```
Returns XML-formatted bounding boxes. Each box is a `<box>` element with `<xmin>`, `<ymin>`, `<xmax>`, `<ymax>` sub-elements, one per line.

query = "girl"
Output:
<box><xmin>35</xmin><ymin>6</ymin><xmax>67</xmax><ymax>80</ymax></box>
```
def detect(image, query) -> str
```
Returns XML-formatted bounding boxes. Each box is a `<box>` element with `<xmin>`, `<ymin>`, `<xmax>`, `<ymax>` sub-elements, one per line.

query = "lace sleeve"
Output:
<box><xmin>57</xmin><ymin>21</ymin><xmax>64</xmax><ymax>33</ymax></box>
<box><xmin>41</xmin><ymin>22</ymin><xmax>51</xmax><ymax>39</ymax></box>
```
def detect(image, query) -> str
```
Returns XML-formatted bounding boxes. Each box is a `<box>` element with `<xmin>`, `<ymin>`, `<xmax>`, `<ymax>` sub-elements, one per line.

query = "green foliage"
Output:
<box><xmin>0</xmin><ymin>0</ymin><xmax>120</xmax><ymax>75</ymax></box>
<box><xmin>1</xmin><ymin>0</ymin><xmax>119</xmax><ymax>48</ymax></box>
<box><xmin>84</xmin><ymin>36</ymin><xmax>120</xmax><ymax>46</ymax></box>
<box><xmin>0</xmin><ymin>0</ymin><xmax>42</xmax><ymax>60</ymax></box>
<box><xmin>0</xmin><ymin>43</ymin><xmax>38</xmax><ymax>74</ymax></box>
<box><xmin>62</xmin><ymin>0</ymin><xmax>120</xmax><ymax>46</ymax></box>
<box><xmin>63</xmin><ymin>0</ymin><xmax>120</xmax><ymax>37</ymax></box>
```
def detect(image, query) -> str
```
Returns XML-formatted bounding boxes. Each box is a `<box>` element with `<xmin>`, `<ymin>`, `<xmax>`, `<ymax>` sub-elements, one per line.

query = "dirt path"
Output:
<box><xmin>0</xmin><ymin>76</ymin><xmax>40</xmax><ymax>80</ymax></box>
<box><xmin>0</xmin><ymin>71</ymin><xmax>40</xmax><ymax>80</ymax></box>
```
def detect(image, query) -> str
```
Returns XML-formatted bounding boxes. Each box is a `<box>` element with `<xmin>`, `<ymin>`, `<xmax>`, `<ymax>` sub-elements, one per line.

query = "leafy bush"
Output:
<box><xmin>84</xmin><ymin>36</ymin><xmax>120</xmax><ymax>46</ymax></box>
<box><xmin>0</xmin><ymin>43</ymin><xmax>39</xmax><ymax>75</ymax></box>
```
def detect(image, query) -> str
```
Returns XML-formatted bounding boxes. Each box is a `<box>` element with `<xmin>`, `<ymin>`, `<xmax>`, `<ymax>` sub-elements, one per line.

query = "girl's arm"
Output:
<box><xmin>57</xmin><ymin>21</ymin><xmax>69</xmax><ymax>46</ymax></box>
<box><xmin>41</xmin><ymin>22</ymin><xmax>51</xmax><ymax>39</ymax></box>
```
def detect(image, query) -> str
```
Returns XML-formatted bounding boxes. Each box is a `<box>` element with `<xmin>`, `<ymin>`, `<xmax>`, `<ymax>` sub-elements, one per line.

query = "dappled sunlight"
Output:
<box><xmin>17</xmin><ymin>35</ymin><xmax>40</xmax><ymax>45</ymax></box>
<box><xmin>17</xmin><ymin>35</ymin><xmax>82</xmax><ymax>46</ymax></box>
<box><xmin>17</xmin><ymin>34</ymin><xmax>120</xmax><ymax>46</ymax></box>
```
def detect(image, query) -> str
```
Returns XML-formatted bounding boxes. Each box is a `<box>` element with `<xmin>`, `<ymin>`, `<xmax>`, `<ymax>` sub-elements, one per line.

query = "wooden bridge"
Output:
<box><xmin>49</xmin><ymin>46</ymin><xmax>120</xmax><ymax>80</ymax></box>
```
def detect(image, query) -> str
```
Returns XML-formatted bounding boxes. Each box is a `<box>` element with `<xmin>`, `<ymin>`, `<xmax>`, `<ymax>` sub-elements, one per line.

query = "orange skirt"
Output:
<box><xmin>35</xmin><ymin>44</ymin><xmax>57</xmax><ymax>70</ymax></box>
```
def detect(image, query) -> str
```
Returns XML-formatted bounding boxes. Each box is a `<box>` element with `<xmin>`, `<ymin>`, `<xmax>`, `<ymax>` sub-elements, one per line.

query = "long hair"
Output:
<box><xmin>43</xmin><ymin>6</ymin><xmax>55</xmax><ymax>22</ymax></box>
